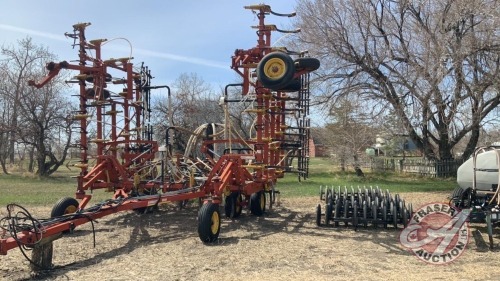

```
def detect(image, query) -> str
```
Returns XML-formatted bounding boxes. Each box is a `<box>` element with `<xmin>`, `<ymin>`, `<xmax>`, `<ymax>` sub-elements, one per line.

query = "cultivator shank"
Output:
<box><xmin>317</xmin><ymin>186</ymin><xmax>413</xmax><ymax>229</ymax></box>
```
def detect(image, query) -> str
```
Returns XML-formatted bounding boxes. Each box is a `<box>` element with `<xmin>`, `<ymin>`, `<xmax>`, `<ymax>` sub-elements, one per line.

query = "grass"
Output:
<box><xmin>0</xmin><ymin>168</ymin><xmax>110</xmax><ymax>207</ymax></box>
<box><xmin>277</xmin><ymin>157</ymin><xmax>457</xmax><ymax>197</ymax></box>
<box><xmin>0</xmin><ymin>157</ymin><xmax>458</xmax><ymax>207</ymax></box>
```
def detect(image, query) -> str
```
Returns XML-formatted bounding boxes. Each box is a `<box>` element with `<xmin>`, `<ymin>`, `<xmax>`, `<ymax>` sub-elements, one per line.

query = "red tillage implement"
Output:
<box><xmin>0</xmin><ymin>4</ymin><xmax>319</xmax><ymax>270</ymax></box>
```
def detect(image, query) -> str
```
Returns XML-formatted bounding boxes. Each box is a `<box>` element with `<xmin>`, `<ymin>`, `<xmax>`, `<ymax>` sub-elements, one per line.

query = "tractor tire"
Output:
<box><xmin>198</xmin><ymin>202</ymin><xmax>221</xmax><ymax>243</ymax></box>
<box><xmin>257</xmin><ymin>52</ymin><xmax>295</xmax><ymax>90</ymax></box>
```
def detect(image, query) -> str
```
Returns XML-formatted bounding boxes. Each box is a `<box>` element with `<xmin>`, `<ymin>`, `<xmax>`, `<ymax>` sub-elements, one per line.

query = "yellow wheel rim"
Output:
<box><xmin>260</xmin><ymin>193</ymin><xmax>265</xmax><ymax>210</ymax></box>
<box><xmin>211</xmin><ymin>211</ymin><xmax>220</xmax><ymax>234</ymax></box>
<box><xmin>263</xmin><ymin>58</ymin><xmax>287</xmax><ymax>80</ymax></box>
<box><xmin>65</xmin><ymin>205</ymin><xmax>77</xmax><ymax>214</ymax></box>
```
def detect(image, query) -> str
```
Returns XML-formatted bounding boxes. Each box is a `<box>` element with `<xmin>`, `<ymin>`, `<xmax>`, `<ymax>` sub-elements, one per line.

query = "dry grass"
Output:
<box><xmin>1</xmin><ymin>192</ymin><xmax>499</xmax><ymax>281</ymax></box>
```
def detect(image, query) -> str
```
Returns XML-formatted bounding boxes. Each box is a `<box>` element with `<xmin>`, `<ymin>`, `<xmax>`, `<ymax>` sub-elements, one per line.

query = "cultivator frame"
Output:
<box><xmin>317</xmin><ymin>186</ymin><xmax>413</xmax><ymax>229</ymax></box>
<box><xmin>0</xmin><ymin>4</ymin><xmax>320</xmax><ymax>269</ymax></box>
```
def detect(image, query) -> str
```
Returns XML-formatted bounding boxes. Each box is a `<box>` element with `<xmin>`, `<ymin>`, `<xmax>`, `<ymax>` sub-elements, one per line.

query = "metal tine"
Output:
<box><xmin>319</xmin><ymin>185</ymin><xmax>323</xmax><ymax>200</ymax></box>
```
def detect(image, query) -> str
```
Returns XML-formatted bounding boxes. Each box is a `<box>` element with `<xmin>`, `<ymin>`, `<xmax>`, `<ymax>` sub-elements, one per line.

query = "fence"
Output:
<box><xmin>370</xmin><ymin>158</ymin><xmax>463</xmax><ymax>177</ymax></box>
<box><xmin>330</xmin><ymin>157</ymin><xmax>463</xmax><ymax>178</ymax></box>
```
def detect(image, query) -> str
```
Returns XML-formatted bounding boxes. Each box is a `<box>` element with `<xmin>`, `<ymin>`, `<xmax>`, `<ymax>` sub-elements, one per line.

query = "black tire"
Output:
<box><xmin>257</xmin><ymin>52</ymin><xmax>295</xmax><ymax>90</ymax></box>
<box><xmin>294</xmin><ymin>57</ymin><xmax>320</xmax><ymax>72</ymax></box>
<box><xmin>450</xmin><ymin>186</ymin><xmax>471</xmax><ymax>209</ymax></box>
<box><xmin>225</xmin><ymin>192</ymin><xmax>243</xmax><ymax>219</ymax></box>
<box><xmin>279</xmin><ymin>78</ymin><xmax>301</xmax><ymax>92</ymax></box>
<box><xmin>51</xmin><ymin>197</ymin><xmax>79</xmax><ymax>234</ymax></box>
<box><xmin>333</xmin><ymin>198</ymin><xmax>341</xmax><ymax>227</ymax></box>
<box><xmin>316</xmin><ymin>204</ymin><xmax>322</xmax><ymax>226</ymax></box>
<box><xmin>198</xmin><ymin>202</ymin><xmax>221</xmax><ymax>243</ymax></box>
<box><xmin>250</xmin><ymin>191</ymin><xmax>266</xmax><ymax>216</ymax></box>
<box><xmin>51</xmin><ymin>197</ymin><xmax>79</xmax><ymax>218</ymax></box>
<box><xmin>325</xmin><ymin>203</ymin><xmax>332</xmax><ymax>226</ymax></box>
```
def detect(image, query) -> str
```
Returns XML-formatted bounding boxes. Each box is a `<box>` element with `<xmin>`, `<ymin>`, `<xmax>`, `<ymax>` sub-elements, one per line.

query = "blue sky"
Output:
<box><xmin>0</xmin><ymin>1</ymin><xmax>300</xmax><ymax>88</ymax></box>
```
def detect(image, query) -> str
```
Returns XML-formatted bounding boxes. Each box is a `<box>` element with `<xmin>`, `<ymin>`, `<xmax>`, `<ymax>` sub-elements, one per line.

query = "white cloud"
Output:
<box><xmin>134</xmin><ymin>48</ymin><xmax>228</xmax><ymax>70</ymax></box>
<box><xmin>0</xmin><ymin>23</ymin><xmax>229</xmax><ymax>70</ymax></box>
<box><xmin>0</xmin><ymin>23</ymin><xmax>67</xmax><ymax>42</ymax></box>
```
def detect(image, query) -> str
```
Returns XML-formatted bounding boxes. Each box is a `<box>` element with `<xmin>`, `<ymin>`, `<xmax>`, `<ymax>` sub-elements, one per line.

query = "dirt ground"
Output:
<box><xmin>1</xmin><ymin>192</ymin><xmax>500</xmax><ymax>281</ymax></box>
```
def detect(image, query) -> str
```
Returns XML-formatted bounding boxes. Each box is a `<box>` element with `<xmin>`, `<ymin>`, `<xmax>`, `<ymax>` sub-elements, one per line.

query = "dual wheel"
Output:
<box><xmin>257</xmin><ymin>52</ymin><xmax>320</xmax><ymax>91</ymax></box>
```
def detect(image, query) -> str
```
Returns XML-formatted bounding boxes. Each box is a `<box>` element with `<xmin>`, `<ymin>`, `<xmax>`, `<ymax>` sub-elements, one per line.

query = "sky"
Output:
<box><xmin>0</xmin><ymin>1</ymin><xmax>301</xmax><ymax>88</ymax></box>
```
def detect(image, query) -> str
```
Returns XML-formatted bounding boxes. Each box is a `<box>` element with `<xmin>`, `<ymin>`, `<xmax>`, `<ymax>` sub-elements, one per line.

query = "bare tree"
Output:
<box><xmin>152</xmin><ymin>73</ymin><xmax>223</xmax><ymax>154</ymax></box>
<box><xmin>0</xmin><ymin>37</ymin><xmax>73</xmax><ymax>176</ymax></box>
<box><xmin>322</xmin><ymin>96</ymin><xmax>378</xmax><ymax>172</ymax></box>
<box><xmin>296</xmin><ymin>0</ymin><xmax>500</xmax><ymax>161</ymax></box>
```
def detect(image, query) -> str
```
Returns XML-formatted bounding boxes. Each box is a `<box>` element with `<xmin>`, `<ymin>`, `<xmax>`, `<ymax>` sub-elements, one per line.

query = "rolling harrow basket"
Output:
<box><xmin>316</xmin><ymin>186</ymin><xmax>413</xmax><ymax>229</ymax></box>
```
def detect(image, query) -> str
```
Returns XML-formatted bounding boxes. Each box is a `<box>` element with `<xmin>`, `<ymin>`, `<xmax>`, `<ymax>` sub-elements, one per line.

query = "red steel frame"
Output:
<box><xmin>1</xmin><ymin>4</ymin><xmax>315</xmax><ymax>257</ymax></box>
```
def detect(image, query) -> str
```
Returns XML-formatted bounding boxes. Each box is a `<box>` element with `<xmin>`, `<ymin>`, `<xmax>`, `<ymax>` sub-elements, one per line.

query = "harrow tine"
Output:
<box><xmin>353</xmin><ymin>200</ymin><xmax>359</xmax><ymax>230</ymax></box>
<box><xmin>343</xmin><ymin>198</ymin><xmax>349</xmax><ymax>226</ymax></box>
<box><xmin>382</xmin><ymin>197</ymin><xmax>388</xmax><ymax>228</ymax></box>
<box><xmin>392</xmin><ymin>201</ymin><xmax>398</xmax><ymax>229</ymax></box>
<box><xmin>362</xmin><ymin>200</ymin><xmax>368</xmax><ymax>227</ymax></box>
<box><xmin>325</xmin><ymin>203</ymin><xmax>332</xmax><ymax>226</ymax></box>
<box><xmin>371</xmin><ymin>201</ymin><xmax>378</xmax><ymax>228</ymax></box>
<box><xmin>333</xmin><ymin>198</ymin><xmax>341</xmax><ymax>227</ymax></box>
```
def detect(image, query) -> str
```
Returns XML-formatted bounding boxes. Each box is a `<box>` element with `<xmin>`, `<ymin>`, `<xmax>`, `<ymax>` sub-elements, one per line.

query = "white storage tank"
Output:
<box><xmin>457</xmin><ymin>149</ymin><xmax>499</xmax><ymax>191</ymax></box>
